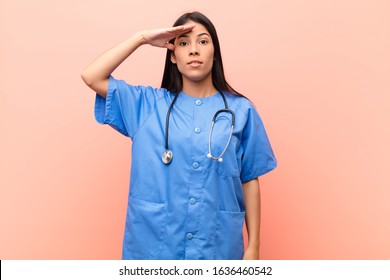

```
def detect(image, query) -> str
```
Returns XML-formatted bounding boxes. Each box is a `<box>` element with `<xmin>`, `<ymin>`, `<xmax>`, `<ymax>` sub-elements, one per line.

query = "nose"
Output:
<box><xmin>189</xmin><ymin>44</ymin><xmax>199</xmax><ymax>56</ymax></box>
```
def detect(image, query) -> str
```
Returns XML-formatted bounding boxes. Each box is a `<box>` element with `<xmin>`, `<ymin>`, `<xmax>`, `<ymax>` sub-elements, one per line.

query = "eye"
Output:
<box><xmin>199</xmin><ymin>39</ymin><xmax>208</xmax><ymax>45</ymax></box>
<box><xmin>179</xmin><ymin>41</ymin><xmax>189</xmax><ymax>46</ymax></box>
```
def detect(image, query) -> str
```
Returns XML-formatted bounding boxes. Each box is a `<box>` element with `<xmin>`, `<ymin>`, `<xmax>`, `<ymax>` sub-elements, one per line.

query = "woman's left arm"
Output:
<box><xmin>242</xmin><ymin>178</ymin><xmax>260</xmax><ymax>260</ymax></box>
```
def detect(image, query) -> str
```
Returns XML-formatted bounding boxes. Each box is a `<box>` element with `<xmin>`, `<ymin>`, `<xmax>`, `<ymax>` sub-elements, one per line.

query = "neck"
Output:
<box><xmin>182</xmin><ymin>74</ymin><xmax>217</xmax><ymax>98</ymax></box>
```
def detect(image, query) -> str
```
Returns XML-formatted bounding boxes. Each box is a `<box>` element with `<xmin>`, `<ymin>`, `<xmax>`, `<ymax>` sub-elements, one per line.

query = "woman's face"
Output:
<box><xmin>171</xmin><ymin>21</ymin><xmax>214</xmax><ymax>84</ymax></box>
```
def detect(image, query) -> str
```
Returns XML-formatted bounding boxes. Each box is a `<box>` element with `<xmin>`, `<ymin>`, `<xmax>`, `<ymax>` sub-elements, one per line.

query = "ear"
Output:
<box><xmin>170</xmin><ymin>52</ymin><xmax>177</xmax><ymax>64</ymax></box>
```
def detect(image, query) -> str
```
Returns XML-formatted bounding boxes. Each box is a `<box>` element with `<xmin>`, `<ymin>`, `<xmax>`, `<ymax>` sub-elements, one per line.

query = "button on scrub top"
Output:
<box><xmin>94</xmin><ymin>75</ymin><xmax>277</xmax><ymax>260</ymax></box>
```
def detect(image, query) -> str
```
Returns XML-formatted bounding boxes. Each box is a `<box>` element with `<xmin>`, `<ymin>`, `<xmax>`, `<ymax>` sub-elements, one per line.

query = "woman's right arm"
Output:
<box><xmin>81</xmin><ymin>24</ymin><xmax>195</xmax><ymax>98</ymax></box>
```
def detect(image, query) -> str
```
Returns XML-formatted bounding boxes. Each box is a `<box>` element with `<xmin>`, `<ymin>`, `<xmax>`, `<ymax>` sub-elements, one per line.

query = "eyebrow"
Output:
<box><xmin>177</xmin><ymin>32</ymin><xmax>210</xmax><ymax>39</ymax></box>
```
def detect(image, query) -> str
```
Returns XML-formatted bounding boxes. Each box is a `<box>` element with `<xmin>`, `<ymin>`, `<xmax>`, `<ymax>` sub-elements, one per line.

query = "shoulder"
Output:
<box><xmin>224</xmin><ymin>92</ymin><xmax>257</xmax><ymax>116</ymax></box>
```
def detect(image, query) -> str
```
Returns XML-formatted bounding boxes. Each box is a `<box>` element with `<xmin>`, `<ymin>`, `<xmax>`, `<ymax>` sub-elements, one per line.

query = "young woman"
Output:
<box><xmin>81</xmin><ymin>11</ymin><xmax>277</xmax><ymax>260</ymax></box>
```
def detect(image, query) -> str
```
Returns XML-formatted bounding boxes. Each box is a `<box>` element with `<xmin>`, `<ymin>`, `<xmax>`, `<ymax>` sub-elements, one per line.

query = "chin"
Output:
<box><xmin>183</xmin><ymin>72</ymin><xmax>211</xmax><ymax>83</ymax></box>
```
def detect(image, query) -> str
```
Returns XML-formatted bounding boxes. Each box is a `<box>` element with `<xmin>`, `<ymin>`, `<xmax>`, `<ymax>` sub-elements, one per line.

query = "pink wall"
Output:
<box><xmin>1</xmin><ymin>0</ymin><xmax>389</xmax><ymax>259</ymax></box>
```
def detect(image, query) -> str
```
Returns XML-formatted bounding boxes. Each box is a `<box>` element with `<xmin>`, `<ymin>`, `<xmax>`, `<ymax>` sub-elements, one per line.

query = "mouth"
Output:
<box><xmin>187</xmin><ymin>60</ymin><xmax>203</xmax><ymax>67</ymax></box>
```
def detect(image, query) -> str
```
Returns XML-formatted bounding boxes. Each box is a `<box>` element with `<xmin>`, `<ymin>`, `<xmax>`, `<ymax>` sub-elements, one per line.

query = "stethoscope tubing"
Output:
<box><xmin>163</xmin><ymin>92</ymin><xmax>235</xmax><ymax>164</ymax></box>
<box><xmin>165</xmin><ymin>93</ymin><xmax>179</xmax><ymax>151</ymax></box>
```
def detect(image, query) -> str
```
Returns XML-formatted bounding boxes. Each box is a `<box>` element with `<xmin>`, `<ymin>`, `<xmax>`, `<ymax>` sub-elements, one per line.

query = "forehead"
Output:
<box><xmin>188</xmin><ymin>21</ymin><xmax>209</xmax><ymax>34</ymax></box>
<box><xmin>178</xmin><ymin>21</ymin><xmax>210</xmax><ymax>38</ymax></box>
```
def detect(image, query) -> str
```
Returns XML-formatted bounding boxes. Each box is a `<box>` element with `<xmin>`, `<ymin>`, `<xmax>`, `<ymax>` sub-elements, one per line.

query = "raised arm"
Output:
<box><xmin>80</xmin><ymin>24</ymin><xmax>195</xmax><ymax>97</ymax></box>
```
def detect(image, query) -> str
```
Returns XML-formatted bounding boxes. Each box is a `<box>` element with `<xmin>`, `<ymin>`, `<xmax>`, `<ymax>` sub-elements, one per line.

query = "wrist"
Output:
<box><xmin>247</xmin><ymin>241</ymin><xmax>260</xmax><ymax>249</ymax></box>
<box><xmin>134</xmin><ymin>31</ymin><xmax>147</xmax><ymax>46</ymax></box>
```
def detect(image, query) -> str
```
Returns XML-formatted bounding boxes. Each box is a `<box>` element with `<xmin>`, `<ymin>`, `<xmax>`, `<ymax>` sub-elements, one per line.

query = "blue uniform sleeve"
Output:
<box><xmin>240</xmin><ymin>104</ymin><xmax>277</xmax><ymax>183</ymax></box>
<box><xmin>94</xmin><ymin>75</ymin><xmax>159</xmax><ymax>138</ymax></box>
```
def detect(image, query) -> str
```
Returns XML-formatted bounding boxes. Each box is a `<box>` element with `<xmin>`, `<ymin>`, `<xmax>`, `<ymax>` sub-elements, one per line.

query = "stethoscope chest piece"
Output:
<box><xmin>162</xmin><ymin>150</ymin><xmax>173</xmax><ymax>164</ymax></box>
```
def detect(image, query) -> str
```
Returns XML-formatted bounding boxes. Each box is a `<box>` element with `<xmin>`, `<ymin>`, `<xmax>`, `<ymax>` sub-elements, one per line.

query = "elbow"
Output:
<box><xmin>81</xmin><ymin>72</ymin><xmax>93</xmax><ymax>86</ymax></box>
<box><xmin>80</xmin><ymin>73</ymin><xmax>109</xmax><ymax>98</ymax></box>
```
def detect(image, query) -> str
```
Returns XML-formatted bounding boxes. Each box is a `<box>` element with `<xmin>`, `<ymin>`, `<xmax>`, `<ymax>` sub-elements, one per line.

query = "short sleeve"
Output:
<box><xmin>94</xmin><ymin>75</ymin><xmax>160</xmax><ymax>138</ymax></box>
<box><xmin>240</xmin><ymin>104</ymin><xmax>277</xmax><ymax>183</ymax></box>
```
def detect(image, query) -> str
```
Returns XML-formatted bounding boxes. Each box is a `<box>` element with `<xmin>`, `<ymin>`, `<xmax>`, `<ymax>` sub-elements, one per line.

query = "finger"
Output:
<box><xmin>168</xmin><ymin>23</ymin><xmax>196</xmax><ymax>34</ymax></box>
<box><xmin>181</xmin><ymin>23</ymin><xmax>196</xmax><ymax>30</ymax></box>
<box><xmin>161</xmin><ymin>24</ymin><xmax>196</xmax><ymax>45</ymax></box>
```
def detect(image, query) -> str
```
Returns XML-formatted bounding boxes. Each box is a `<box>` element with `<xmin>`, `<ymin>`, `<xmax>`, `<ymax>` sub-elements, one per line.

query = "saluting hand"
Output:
<box><xmin>140</xmin><ymin>24</ymin><xmax>196</xmax><ymax>51</ymax></box>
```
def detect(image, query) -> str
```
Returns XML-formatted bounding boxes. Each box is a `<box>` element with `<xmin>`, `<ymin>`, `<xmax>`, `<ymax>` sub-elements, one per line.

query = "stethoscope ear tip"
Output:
<box><xmin>207</xmin><ymin>153</ymin><xmax>223</xmax><ymax>162</ymax></box>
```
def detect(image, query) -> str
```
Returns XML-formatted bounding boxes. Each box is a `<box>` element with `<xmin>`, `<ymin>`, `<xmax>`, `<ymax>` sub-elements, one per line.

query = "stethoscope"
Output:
<box><xmin>162</xmin><ymin>92</ymin><xmax>235</xmax><ymax>164</ymax></box>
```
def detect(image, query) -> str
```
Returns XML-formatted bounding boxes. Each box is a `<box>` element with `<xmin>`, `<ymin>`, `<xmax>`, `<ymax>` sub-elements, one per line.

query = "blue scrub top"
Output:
<box><xmin>94</xmin><ymin>75</ymin><xmax>277</xmax><ymax>259</ymax></box>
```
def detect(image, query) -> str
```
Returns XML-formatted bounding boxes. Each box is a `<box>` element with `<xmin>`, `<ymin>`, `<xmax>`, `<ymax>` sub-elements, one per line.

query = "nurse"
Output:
<box><xmin>81</xmin><ymin>11</ymin><xmax>277</xmax><ymax>260</ymax></box>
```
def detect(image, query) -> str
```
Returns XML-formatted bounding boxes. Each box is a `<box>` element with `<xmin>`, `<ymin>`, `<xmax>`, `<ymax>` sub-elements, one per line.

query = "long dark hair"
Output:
<box><xmin>161</xmin><ymin>11</ymin><xmax>246</xmax><ymax>98</ymax></box>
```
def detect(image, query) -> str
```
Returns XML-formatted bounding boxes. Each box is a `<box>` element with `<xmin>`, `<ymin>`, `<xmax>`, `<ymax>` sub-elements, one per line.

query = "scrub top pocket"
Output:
<box><xmin>214</xmin><ymin>210</ymin><xmax>245</xmax><ymax>260</ymax></box>
<box><xmin>122</xmin><ymin>196</ymin><xmax>167</xmax><ymax>260</ymax></box>
<box><xmin>213</xmin><ymin>136</ymin><xmax>240</xmax><ymax>178</ymax></box>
